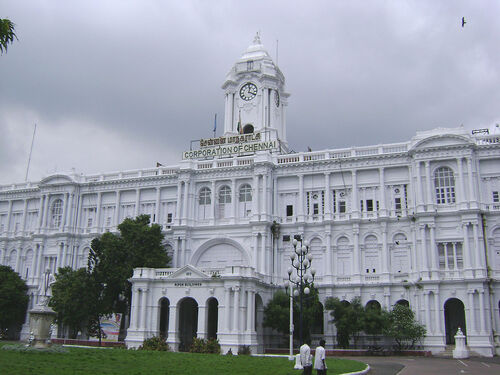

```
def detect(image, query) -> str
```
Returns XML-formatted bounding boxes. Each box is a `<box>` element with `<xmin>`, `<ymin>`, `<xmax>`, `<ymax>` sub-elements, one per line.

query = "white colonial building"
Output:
<box><xmin>1</xmin><ymin>35</ymin><xmax>500</xmax><ymax>356</ymax></box>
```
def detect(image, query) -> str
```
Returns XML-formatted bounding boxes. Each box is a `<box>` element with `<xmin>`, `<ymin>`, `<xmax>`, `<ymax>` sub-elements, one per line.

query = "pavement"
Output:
<box><xmin>348</xmin><ymin>356</ymin><xmax>500</xmax><ymax>375</ymax></box>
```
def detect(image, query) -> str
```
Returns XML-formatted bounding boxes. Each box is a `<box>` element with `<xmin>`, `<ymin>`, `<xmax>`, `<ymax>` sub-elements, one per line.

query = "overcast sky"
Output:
<box><xmin>1</xmin><ymin>1</ymin><xmax>499</xmax><ymax>185</ymax></box>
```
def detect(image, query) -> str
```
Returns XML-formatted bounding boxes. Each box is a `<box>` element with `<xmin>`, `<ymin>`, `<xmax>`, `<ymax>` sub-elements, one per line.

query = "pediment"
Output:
<box><xmin>40</xmin><ymin>174</ymin><xmax>74</xmax><ymax>185</ymax></box>
<box><xmin>410</xmin><ymin>133</ymin><xmax>473</xmax><ymax>152</ymax></box>
<box><xmin>168</xmin><ymin>264</ymin><xmax>208</xmax><ymax>279</ymax></box>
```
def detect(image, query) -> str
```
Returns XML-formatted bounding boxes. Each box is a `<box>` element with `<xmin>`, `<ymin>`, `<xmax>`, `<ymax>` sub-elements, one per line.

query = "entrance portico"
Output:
<box><xmin>125</xmin><ymin>265</ymin><xmax>267</xmax><ymax>354</ymax></box>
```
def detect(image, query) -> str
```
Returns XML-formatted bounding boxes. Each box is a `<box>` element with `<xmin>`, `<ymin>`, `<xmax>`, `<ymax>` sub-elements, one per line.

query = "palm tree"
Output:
<box><xmin>0</xmin><ymin>18</ymin><xmax>18</xmax><ymax>54</ymax></box>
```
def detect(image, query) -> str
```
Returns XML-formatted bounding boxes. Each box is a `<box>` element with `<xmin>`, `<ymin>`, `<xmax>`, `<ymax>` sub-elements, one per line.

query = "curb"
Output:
<box><xmin>342</xmin><ymin>364</ymin><xmax>370</xmax><ymax>375</ymax></box>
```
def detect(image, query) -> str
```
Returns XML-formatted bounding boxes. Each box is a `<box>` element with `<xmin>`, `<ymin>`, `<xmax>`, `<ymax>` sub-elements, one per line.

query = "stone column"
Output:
<box><xmin>211</xmin><ymin>180</ymin><xmax>216</xmax><ymax>222</ymax></box>
<box><xmin>424</xmin><ymin>292</ymin><xmax>431</xmax><ymax>331</ymax></box>
<box><xmin>467</xmin><ymin>291</ymin><xmax>477</xmax><ymax>334</ymax></box>
<box><xmin>131</xmin><ymin>289</ymin><xmax>140</xmax><ymax>329</ymax></box>
<box><xmin>425</xmin><ymin>161</ymin><xmax>432</xmax><ymax>209</ymax></box>
<box><xmin>140</xmin><ymin>288</ymin><xmax>148</xmax><ymax>330</ymax></box>
<box><xmin>429</xmin><ymin>225</ymin><xmax>438</xmax><ymax>273</ymax></box>
<box><xmin>434</xmin><ymin>291</ymin><xmax>442</xmax><ymax>335</ymax></box>
<box><xmin>155</xmin><ymin>187</ymin><xmax>161</xmax><ymax>224</ymax></box>
<box><xmin>262</xmin><ymin>173</ymin><xmax>268</xmax><ymax>220</ymax></box>
<box><xmin>134</xmin><ymin>189</ymin><xmax>140</xmax><ymax>217</ymax></box>
<box><xmin>443</xmin><ymin>243</ymin><xmax>449</xmax><ymax>270</ymax></box>
<box><xmin>326</xmin><ymin>232</ymin><xmax>332</xmax><ymax>276</ymax></box>
<box><xmin>472</xmin><ymin>222</ymin><xmax>484</xmax><ymax>270</ymax></box>
<box><xmin>21</xmin><ymin>199</ymin><xmax>28</xmax><ymax>235</ymax></box>
<box><xmin>456</xmin><ymin>158</ymin><xmax>464</xmax><ymax>205</ymax></box>
<box><xmin>225</xmin><ymin>287</ymin><xmax>231</xmax><ymax>332</ymax></box>
<box><xmin>61</xmin><ymin>243</ymin><xmax>69</xmax><ymax>268</ymax></box>
<box><xmin>182</xmin><ymin>181</ymin><xmax>189</xmax><ymax>224</ymax></box>
<box><xmin>252</xmin><ymin>175</ymin><xmax>259</xmax><ymax>220</ymax></box>
<box><xmin>415</xmin><ymin>162</ymin><xmax>424</xmax><ymax>211</ymax></box>
<box><xmin>379</xmin><ymin>168</ymin><xmax>387</xmax><ymax>216</ymax></box>
<box><xmin>198</xmin><ymin>305</ymin><xmax>207</xmax><ymax>339</ymax></box>
<box><xmin>231</xmin><ymin>178</ymin><xmax>237</xmax><ymax>222</ymax></box>
<box><xmin>167</xmin><ymin>305</ymin><xmax>178</xmax><ymax>346</ymax></box>
<box><xmin>381</xmin><ymin>222</ymin><xmax>389</xmax><ymax>274</ymax></box>
<box><xmin>246</xmin><ymin>290</ymin><xmax>253</xmax><ymax>332</ymax></box>
<box><xmin>260</xmin><ymin>233</ymin><xmax>266</xmax><ymax>274</ymax></box>
<box><xmin>351</xmin><ymin>170</ymin><xmax>358</xmax><ymax>217</ymax></box>
<box><xmin>35</xmin><ymin>244</ymin><xmax>44</xmax><ymax>280</ymax></box>
<box><xmin>114</xmin><ymin>191</ymin><xmax>121</xmax><ymax>227</ymax></box>
<box><xmin>233</xmin><ymin>286</ymin><xmax>240</xmax><ymax>332</ymax></box>
<box><xmin>411</xmin><ymin>224</ymin><xmax>418</xmax><ymax>274</ymax></box>
<box><xmin>462</xmin><ymin>223</ymin><xmax>472</xmax><ymax>272</ymax></box>
<box><xmin>467</xmin><ymin>158</ymin><xmax>474</xmax><ymax>207</ymax></box>
<box><xmin>298</xmin><ymin>174</ymin><xmax>304</xmax><ymax>221</ymax></box>
<box><xmin>175</xmin><ymin>182</ymin><xmax>182</xmax><ymax>225</ymax></box>
<box><xmin>65</xmin><ymin>193</ymin><xmax>74</xmax><ymax>231</ymax></box>
<box><xmin>37</xmin><ymin>195</ymin><xmax>45</xmax><ymax>233</ymax></box>
<box><xmin>252</xmin><ymin>234</ymin><xmax>258</xmax><ymax>270</ymax></box>
<box><xmin>353</xmin><ymin>225</ymin><xmax>360</xmax><ymax>277</ymax></box>
<box><xmin>324</xmin><ymin>172</ymin><xmax>331</xmax><ymax>220</ymax></box>
<box><xmin>41</xmin><ymin>194</ymin><xmax>50</xmax><ymax>232</ymax></box>
<box><xmin>95</xmin><ymin>192</ymin><xmax>102</xmax><ymax>233</ymax></box>
<box><xmin>479</xmin><ymin>291</ymin><xmax>485</xmax><ymax>334</ymax></box>
<box><xmin>420</xmin><ymin>225</ymin><xmax>429</xmax><ymax>275</ymax></box>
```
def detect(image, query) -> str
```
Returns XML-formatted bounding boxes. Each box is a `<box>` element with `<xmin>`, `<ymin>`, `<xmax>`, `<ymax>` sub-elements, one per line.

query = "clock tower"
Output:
<box><xmin>222</xmin><ymin>33</ymin><xmax>289</xmax><ymax>151</ymax></box>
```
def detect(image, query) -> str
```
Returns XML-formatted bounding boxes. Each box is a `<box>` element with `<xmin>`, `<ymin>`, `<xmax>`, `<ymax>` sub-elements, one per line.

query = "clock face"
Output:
<box><xmin>274</xmin><ymin>90</ymin><xmax>280</xmax><ymax>107</ymax></box>
<box><xmin>239</xmin><ymin>82</ymin><xmax>258</xmax><ymax>101</ymax></box>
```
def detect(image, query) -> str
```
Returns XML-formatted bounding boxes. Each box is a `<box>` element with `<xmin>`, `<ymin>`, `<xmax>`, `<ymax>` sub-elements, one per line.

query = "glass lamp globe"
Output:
<box><xmin>292</xmin><ymin>239</ymin><xmax>298</xmax><ymax>246</ymax></box>
<box><xmin>303</xmin><ymin>240</ymin><xmax>309</xmax><ymax>247</ymax></box>
<box><xmin>307</xmin><ymin>253</ymin><xmax>313</xmax><ymax>261</ymax></box>
<box><xmin>295</xmin><ymin>246</ymin><xmax>301</xmax><ymax>255</ymax></box>
<box><xmin>301</xmin><ymin>246</ymin><xmax>307</xmax><ymax>254</ymax></box>
<box><xmin>293</xmin><ymin>289</ymin><xmax>299</xmax><ymax>297</ymax></box>
<box><xmin>290</xmin><ymin>253</ymin><xmax>296</xmax><ymax>261</ymax></box>
<box><xmin>287</xmin><ymin>267</ymin><xmax>293</xmax><ymax>275</ymax></box>
<box><xmin>303</xmin><ymin>258</ymin><xmax>309</xmax><ymax>267</ymax></box>
<box><xmin>311</xmin><ymin>268</ymin><xmax>316</xmax><ymax>276</ymax></box>
<box><xmin>293</xmin><ymin>260</ymin><xmax>300</xmax><ymax>268</ymax></box>
<box><xmin>304</xmin><ymin>287</ymin><xmax>310</xmax><ymax>295</ymax></box>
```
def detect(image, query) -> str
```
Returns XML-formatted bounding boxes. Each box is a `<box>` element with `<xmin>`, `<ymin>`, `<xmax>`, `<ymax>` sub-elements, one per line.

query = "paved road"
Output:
<box><xmin>348</xmin><ymin>356</ymin><xmax>500</xmax><ymax>375</ymax></box>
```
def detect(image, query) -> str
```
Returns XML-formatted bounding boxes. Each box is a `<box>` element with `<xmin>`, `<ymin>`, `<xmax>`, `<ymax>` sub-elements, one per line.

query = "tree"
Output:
<box><xmin>0</xmin><ymin>266</ymin><xmax>28</xmax><ymax>338</ymax></box>
<box><xmin>384</xmin><ymin>304</ymin><xmax>426</xmax><ymax>351</ymax></box>
<box><xmin>264</xmin><ymin>286</ymin><xmax>323</xmax><ymax>346</ymax></box>
<box><xmin>362</xmin><ymin>303</ymin><xmax>389</xmax><ymax>347</ymax></box>
<box><xmin>87</xmin><ymin>215</ymin><xmax>171</xmax><ymax>342</ymax></box>
<box><xmin>263</xmin><ymin>290</ymin><xmax>290</xmax><ymax>343</ymax></box>
<box><xmin>49</xmin><ymin>267</ymin><xmax>95</xmax><ymax>338</ymax></box>
<box><xmin>0</xmin><ymin>18</ymin><xmax>17</xmax><ymax>54</ymax></box>
<box><xmin>325</xmin><ymin>297</ymin><xmax>364</xmax><ymax>348</ymax></box>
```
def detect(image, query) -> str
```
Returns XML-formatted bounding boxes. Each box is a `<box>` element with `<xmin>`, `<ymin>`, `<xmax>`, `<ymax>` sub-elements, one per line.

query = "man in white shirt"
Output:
<box><xmin>314</xmin><ymin>339</ymin><xmax>327</xmax><ymax>375</ymax></box>
<box><xmin>299</xmin><ymin>341</ymin><xmax>312</xmax><ymax>375</ymax></box>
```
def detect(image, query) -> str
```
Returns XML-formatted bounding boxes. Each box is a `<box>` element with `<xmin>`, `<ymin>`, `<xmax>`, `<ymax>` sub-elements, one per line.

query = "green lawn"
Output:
<box><xmin>0</xmin><ymin>344</ymin><xmax>367</xmax><ymax>375</ymax></box>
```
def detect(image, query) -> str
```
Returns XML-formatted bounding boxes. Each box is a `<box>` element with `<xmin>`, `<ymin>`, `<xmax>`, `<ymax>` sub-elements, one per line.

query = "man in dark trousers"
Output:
<box><xmin>299</xmin><ymin>340</ymin><xmax>313</xmax><ymax>375</ymax></box>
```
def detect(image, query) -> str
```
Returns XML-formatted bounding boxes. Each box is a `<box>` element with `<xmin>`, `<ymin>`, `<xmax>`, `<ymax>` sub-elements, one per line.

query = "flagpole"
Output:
<box><xmin>213</xmin><ymin>113</ymin><xmax>217</xmax><ymax>138</ymax></box>
<box><xmin>25</xmin><ymin>123</ymin><xmax>37</xmax><ymax>181</ymax></box>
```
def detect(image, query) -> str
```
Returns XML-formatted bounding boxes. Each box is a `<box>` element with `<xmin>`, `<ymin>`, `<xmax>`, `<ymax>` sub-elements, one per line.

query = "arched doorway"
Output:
<box><xmin>159</xmin><ymin>298</ymin><xmax>170</xmax><ymax>338</ymax></box>
<box><xmin>366</xmin><ymin>300</ymin><xmax>381</xmax><ymax>311</ymax></box>
<box><xmin>178</xmin><ymin>297</ymin><xmax>198</xmax><ymax>351</ymax></box>
<box><xmin>444</xmin><ymin>298</ymin><xmax>466</xmax><ymax>345</ymax></box>
<box><xmin>206</xmin><ymin>297</ymin><xmax>218</xmax><ymax>340</ymax></box>
<box><xmin>395</xmin><ymin>299</ymin><xmax>409</xmax><ymax>307</ymax></box>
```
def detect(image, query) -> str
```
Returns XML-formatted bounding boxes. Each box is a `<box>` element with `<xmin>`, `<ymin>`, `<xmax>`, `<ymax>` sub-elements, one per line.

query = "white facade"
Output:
<box><xmin>1</xmin><ymin>35</ymin><xmax>500</xmax><ymax>356</ymax></box>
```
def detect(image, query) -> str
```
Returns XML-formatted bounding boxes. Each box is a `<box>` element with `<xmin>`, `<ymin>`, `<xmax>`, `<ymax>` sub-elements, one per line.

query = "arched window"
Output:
<box><xmin>199</xmin><ymin>187</ymin><xmax>211</xmax><ymax>205</ymax></box>
<box><xmin>243</xmin><ymin>124</ymin><xmax>254</xmax><ymax>134</ymax></box>
<box><xmin>51</xmin><ymin>199</ymin><xmax>63</xmax><ymax>228</ymax></box>
<box><xmin>239</xmin><ymin>184</ymin><xmax>252</xmax><ymax>202</ymax></box>
<box><xmin>238</xmin><ymin>184</ymin><xmax>252</xmax><ymax>218</ymax></box>
<box><xmin>434</xmin><ymin>167</ymin><xmax>455</xmax><ymax>204</ymax></box>
<box><xmin>219</xmin><ymin>186</ymin><xmax>231</xmax><ymax>204</ymax></box>
<box><xmin>218</xmin><ymin>186</ymin><xmax>231</xmax><ymax>219</ymax></box>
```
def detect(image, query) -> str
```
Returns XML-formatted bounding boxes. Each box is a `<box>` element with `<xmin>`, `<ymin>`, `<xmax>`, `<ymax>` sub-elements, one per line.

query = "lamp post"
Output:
<box><xmin>287</xmin><ymin>237</ymin><xmax>315</xmax><ymax>348</ymax></box>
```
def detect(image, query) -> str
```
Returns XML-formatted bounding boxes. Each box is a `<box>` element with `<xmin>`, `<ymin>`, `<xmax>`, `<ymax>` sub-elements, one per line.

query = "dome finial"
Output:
<box><xmin>253</xmin><ymin>31</ymin><xmax>261</xmax><ymax>45</ymax></box>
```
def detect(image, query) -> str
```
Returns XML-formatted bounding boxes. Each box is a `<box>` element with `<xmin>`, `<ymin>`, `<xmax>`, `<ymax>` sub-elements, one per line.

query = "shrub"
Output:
<box><xmin>206</xmin><ymin>338</ymin><xmax>221</xmax><ymax>354</ymax></box>
<box><xmin>237</xmin><ymin>345</ymin><xmax>251</xmax><ymax>355</ymax></box>
<box><xmin>189</xmin><ymin>337</ymin><xmax>221</xmax><ymax>354</ymax></box>
<box><xmin>139</xmin><ymin>336</ymin><xmax>170</xmax><ymax>351</ymax></box>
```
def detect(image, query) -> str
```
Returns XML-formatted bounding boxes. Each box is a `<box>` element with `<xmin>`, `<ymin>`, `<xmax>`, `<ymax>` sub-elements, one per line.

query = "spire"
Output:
<box><xmin>253</xmin><ymin>31</ymin><xmax>261</xmax><ymax>45</ymax></box>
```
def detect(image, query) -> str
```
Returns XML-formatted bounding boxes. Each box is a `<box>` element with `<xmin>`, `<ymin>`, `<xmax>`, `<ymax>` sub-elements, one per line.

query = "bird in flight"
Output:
<box><xmin>462</xmin><ymin>17</ymin><xmax>466</xmax><ymax>27</ymax></box>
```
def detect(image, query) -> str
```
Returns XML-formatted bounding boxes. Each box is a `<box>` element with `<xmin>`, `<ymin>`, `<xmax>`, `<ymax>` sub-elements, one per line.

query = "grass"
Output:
<box><xmin>0</xmin><ymin>343</ymin><xmax>367</xmax><ymax>375</ymax></box>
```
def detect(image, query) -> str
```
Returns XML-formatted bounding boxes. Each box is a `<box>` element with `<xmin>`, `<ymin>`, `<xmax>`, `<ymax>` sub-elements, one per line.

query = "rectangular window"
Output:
<box><xmin>87</xmin><ymin>217</ymin><xmax>93</xmax><ymax>227</ymax></box>
<box><xmin>395</xmin><ymin>197</ymin><xmax>402</xmax><ymax>211</ymax></box>
<box><xmin>313</xmin><ymin>203</ymin><xmax>319</xmax><ymax>215</ymax></box>
<box><xmin>247</xmin><ymin>60</ymin><xmax>253</xmax><ymax>70</ymax></box>
<box><xmin>360</xmin><ymin>200</ymin><xmax>363</xmax><ymax>212</ymax></box>
<box><xmin>339</xmin><ymin>201</ymin><xmax>346</xmax><ymax>213</ymax></box>
<box><xmin>167</xmin><ymin>213</ymin><xmax>173</xmax><ymax>223</ymax></box>
<box><xmin>286</xmin><ymin>205</ymin><xmax>293</xmax><ymax>217</ymax></box>
<box><xmin>493</xmin><ymin>191</ymin><xmax>499</xmax><ymax>203</ymax></box>
<box><xmin>366</xmin><ymin>200</ymin><xmax>373</xmax><ymax>212</ymax></box>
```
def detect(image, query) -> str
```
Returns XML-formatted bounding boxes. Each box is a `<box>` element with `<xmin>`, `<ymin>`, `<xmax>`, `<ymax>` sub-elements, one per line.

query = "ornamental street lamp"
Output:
<box><xmin>287</xmin><ymin>237</ymin><xmax>316</xmax><ymax>349</ymax></box>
